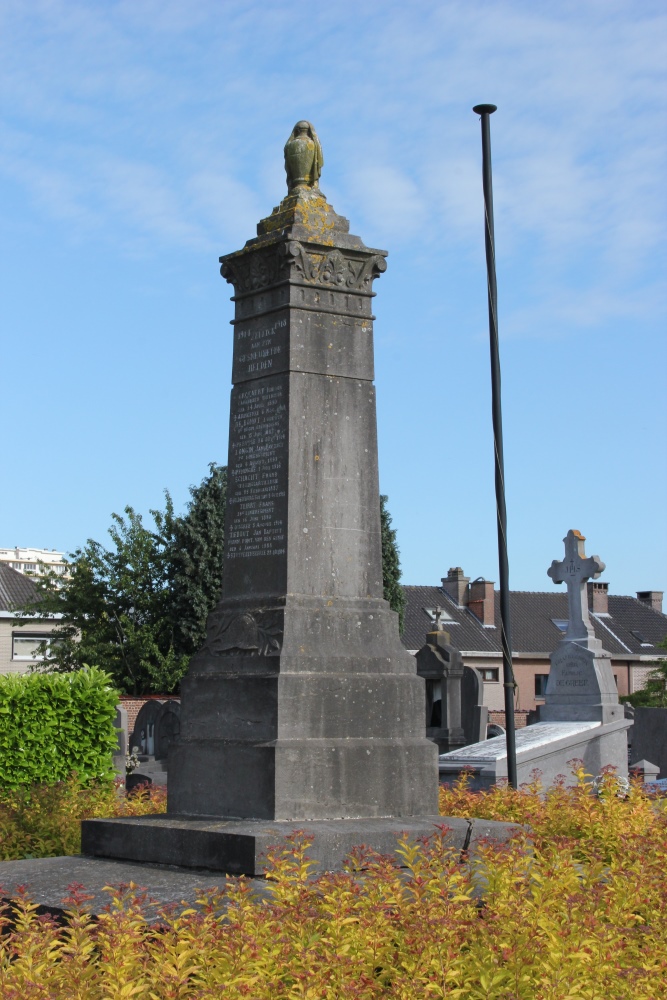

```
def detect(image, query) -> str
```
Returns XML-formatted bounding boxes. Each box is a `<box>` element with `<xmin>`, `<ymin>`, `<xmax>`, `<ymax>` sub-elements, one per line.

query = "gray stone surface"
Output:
<box><xmin>130</xmin><ymin>700</ymin><xmax>162</xmax><ymax>755</ymax></box>
<box><xmin>164</xmin><ymin>125</ymin><xmax>438</xmax><ymax>824</ymax></box>
<box><xmin>0</xmin><ymin>855</ymin><xmax>266</xmax><ymax>918</ymax></box>
<box><xmin>154</xmin><ymin>700</ymin><xmax>180</xmax><ymax>761</ymax></box>
<box><xmin>630</xmin><ymin>708</ymin><xmax>667</xmax><ymax>778</ymax></box>
<box><xmin>541</xmin><ymin>531</ymin><xmax>625</xmax><ymax>726</ymax></box>
<box><xmin>84</xmin><ymin>123</ymin><xmax>438</xmax><ymax>873</ymax></box>
<box><xmin>82</xmin><ymin>816</ymin><xmax>468</xmax><ymax>876</ymax></box>
<box><xmin>462</xmin><ymin>665</ymin><xmax>488</xmax><ymax>745</ymax></box>
<box><xmin>439</xmin><ymin>718</ymin><xmax>630</xmax><ymax>790</ymax></box>
<box><xmin>112</xmin><ymin>705</ymin><xmax>128</xmax><ymax>775</ymax></box>
<box><xmin>416</xmin><ymin>625</ymin><xmax>465</xmax><ymax>753</ymax></box>
<box><xmin>2</xmin><ymin>812</ymin><xmax>523</xmax><ymax>916</ymax></box>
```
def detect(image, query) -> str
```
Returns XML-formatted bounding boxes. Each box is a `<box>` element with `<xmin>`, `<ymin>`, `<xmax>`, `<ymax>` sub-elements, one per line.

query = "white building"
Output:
<box><xmin>0</xmin><ymin>546</ymin><xmax>68</xmax><ymax>578</ymax></box>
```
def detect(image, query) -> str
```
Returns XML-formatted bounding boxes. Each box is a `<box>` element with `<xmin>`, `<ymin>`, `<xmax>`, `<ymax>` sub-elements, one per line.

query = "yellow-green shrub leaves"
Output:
<box><xmin>0</xmin><ymin>772</ymin><xmax>665</xmax><ymax>997</ymax></box>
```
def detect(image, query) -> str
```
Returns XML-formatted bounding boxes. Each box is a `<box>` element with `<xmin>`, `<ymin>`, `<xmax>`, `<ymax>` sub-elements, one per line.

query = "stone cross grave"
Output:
<box><xmin>547</xmin><ymin>529</ymin><xmax>604</xmax><ymax>643</ymax></box>
<box><xmin>438</xmin><ymin>529</ymin><xmax>630</xmax><ymax>789</ymax></box>
<box><xmin>542</xmin><ymin>530</ymin><xmax>623</xmax><ymax>725</ymax></box>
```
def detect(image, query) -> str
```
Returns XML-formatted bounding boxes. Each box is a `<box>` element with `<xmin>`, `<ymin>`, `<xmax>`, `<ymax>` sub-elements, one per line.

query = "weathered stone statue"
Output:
<box><xmin>284</xmin><ymin>120</ymin><xmax>323</xmax><ymax>191</ymax></box>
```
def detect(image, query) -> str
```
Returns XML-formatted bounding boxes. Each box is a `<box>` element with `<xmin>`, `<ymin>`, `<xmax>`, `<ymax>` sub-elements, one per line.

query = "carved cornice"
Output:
<box><xmin>283</xmin><ymin>242</ymin><xmax>387</xmax><ymax>292</ymax></box>
<box><xmin>220</xmin><ymin>241</ymin><xmax>387</xmax><ymax>296</ymax></box>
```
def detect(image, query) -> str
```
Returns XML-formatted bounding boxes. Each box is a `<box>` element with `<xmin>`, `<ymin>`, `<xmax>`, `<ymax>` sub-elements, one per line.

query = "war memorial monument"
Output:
<box><xmin>81</xmin><ymin>121</ymin><xmax>473</xmax><ymax>875</ymax></box>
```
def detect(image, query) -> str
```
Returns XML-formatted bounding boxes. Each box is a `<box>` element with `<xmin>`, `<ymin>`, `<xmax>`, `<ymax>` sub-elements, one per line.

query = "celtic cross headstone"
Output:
<box><xmin>542</xmin><ymin>530</ymin><xmax>622</xmax><ymax>725</ymax></box>
<box><xmin>547</xmin><ymin>529</ymin><xmax>604</xmax><ymax>642</ymax></box>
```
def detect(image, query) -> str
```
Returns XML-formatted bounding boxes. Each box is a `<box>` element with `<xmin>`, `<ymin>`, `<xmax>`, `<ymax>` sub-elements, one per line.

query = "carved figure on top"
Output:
<box><xmin>284</xmin><ymin>121</ymin><xmax>323</xmax><ymax>192</ymax></box>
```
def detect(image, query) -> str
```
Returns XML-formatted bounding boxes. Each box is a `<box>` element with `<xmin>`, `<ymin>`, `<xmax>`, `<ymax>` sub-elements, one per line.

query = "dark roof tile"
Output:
<box><xmin>0</xmin><ymin>564</ymin><xmax>39</xmax><ymax>613</ymax></box>
<box><xmin>401</xmin><ymin>583</ymin><xmax>667</xmax><ymax>659</ymax></box>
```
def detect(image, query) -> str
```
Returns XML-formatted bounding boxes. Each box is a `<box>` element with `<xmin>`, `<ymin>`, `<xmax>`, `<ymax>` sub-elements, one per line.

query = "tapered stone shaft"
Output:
<box><xmin>168</xmin><ymin>166</ymin><xmax>438</xmax><ymax>820</ymax></box>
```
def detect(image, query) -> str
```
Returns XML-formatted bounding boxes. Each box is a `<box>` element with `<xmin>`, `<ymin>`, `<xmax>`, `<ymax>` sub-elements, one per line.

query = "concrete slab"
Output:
<box><xmin>81</xmin><ymin>814</ymin><xmax>496</xmax><ymax>876</ymax></box>
<box><xmin>0</xmin><ymin>855</ymin><xmax>266</xmax><ymax>919</ymax></box>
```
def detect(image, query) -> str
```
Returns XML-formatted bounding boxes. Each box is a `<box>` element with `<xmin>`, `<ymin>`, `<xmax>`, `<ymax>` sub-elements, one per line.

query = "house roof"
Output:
<box><xmin>0</xmin><ymin>563</ymin><xmax>39</xmax><ymax>613</ymax></box>
<box><xmin>401</xmin><ymin>584</ymin><xmax>667</xmax><ymax>659</ymax></box>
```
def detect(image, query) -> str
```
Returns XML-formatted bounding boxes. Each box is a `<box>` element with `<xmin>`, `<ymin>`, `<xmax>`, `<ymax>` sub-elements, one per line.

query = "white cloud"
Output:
<box><xmin>0</xmin><ymin>0</ymin><xmax>663</xmax><ymax>336</ymax></box>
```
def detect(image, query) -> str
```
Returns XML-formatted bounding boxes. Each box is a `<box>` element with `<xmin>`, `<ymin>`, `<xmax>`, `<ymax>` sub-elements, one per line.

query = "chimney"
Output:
<box><xmin>587</xmin><ymin>581</ymin><xmax>609</xmax><ymax>615</ymax></box>
<box><xmin>636</xmin><ymin>591</ymin><xmax>664</xmax><ymax>614</ymax></box>
<box><xmin>441</xmin><ymin>567</ymin><xmax>469</xmax><ymax>606</ymax></box>
<box><xmin>468</xmin><ymin>578</ymin><xmax>495</xmax><ymax>626</ymax></box>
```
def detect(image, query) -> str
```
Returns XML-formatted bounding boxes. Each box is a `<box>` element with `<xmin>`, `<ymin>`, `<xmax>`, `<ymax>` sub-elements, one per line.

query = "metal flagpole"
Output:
<box><xmin>472</xmin><ymin>103</ymin><xmax>518</xmax><ymax>788</ymax></box>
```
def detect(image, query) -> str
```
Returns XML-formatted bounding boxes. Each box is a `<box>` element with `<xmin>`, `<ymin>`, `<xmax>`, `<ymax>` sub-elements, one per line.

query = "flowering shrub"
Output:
<box><xmin>0</xmin><ymin>777</ymin><xmax>166</xmax><ymax>861</ymax></box>
<box><xmin>0</xmin><ymin>767</ymin><xmax>665</xmax><ymax>997</ymax></box>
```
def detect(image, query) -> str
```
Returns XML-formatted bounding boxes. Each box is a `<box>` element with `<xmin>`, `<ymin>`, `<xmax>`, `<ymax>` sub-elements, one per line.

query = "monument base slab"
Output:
<box><xmin>81</xmin><ymin>814</ymin><xmax>520</xmax><ymax>876</ymax></box>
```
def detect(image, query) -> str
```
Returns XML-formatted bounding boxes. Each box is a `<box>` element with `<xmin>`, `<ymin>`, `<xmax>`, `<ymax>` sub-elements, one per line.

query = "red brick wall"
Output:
<box><xmin>119</xmin><ymin>695</ymin><xmax>180</xmax><ymax>738</ymax></box>
<box><xmin>488</xmin><ymin>710</ymin><xmax>530</xmax><ymax>730</ymax></box>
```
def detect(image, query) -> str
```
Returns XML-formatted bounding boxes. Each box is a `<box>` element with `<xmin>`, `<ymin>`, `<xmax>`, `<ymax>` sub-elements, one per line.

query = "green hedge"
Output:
<box><xmin>0</xmin><ymin>667</ymin><xmax>119</xmax><ymax>788</ymax></box>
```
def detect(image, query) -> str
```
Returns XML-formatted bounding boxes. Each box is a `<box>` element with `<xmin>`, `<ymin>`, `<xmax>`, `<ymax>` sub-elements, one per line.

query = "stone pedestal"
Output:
<box><xmin>83</xmin><ymin>130</ymin><xmax>439</xmax><ymax>872</ymax></box>
<box><xmin>539</xmin><ymin>639</ymin><xmax>624</xmax><ymax>725</ymax></box>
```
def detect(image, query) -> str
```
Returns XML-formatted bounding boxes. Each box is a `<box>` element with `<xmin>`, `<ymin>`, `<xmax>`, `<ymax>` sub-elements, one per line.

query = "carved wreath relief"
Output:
<box><xmin>202</xmin><ymin>608</ymin><xmax>283</xmax><ymax>657</ymax></box>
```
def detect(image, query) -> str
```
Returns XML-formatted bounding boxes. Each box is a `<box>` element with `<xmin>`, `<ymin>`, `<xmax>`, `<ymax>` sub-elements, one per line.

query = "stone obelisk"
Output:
<box><xmin>82</xmin><ymin>122</ymin><xmax>440</xmax><ymax>873</ymax></box>
<box><xmin>167</xmin><ymin>120</ymin><xmax>437</xmax><ymax>821</ymax></box>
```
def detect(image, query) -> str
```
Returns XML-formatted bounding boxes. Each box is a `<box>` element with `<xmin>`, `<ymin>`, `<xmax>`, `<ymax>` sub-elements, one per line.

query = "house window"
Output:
<box><xmin>535</xmin><ymin>674</ymin><xmax>549</xmax><ymax>698</ymax></box>
<box><xmin>551</xmin><ymin>620</ymin><xmax>568</xmax><ymax>634</ymax></box>
<box><xmin>480</xmin><ymin>668</ymin><xmax>499</xmax><ymax>682</ymax></box>
<box><xmin>12</xmin><ymin>634</ymin><xmax>54</xmax><ymax>661</ymax></box>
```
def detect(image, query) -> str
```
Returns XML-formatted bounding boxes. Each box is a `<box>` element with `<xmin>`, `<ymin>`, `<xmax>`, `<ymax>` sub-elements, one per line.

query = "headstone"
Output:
<box><xmin>630</xmin><ymin>708</ymin><xmax>667</xmax><ymax>779</ymax></box>
<box><xmin>542</xmin><ymin>530</ymin><xmax>623</xmax><ymax>725</ymax></box>
<box><xmin>415</xmin><ymin>618</ymin><xmax>465</xmax><ymax>753</ymax></box>
<box><xmin>154</xmin><ymin>700</ymin><xmax>181</xmax><ymax>761</ymax></box>
<box><xmin>630</xmin><ymin>758</ymin><xmax>660</xmax><ymax>783</ymax></box>
<box><xmin>130</xmin><ymin>700</ymin><xmax>163</xmax><ymax>755</ymax></box>
<box><xmin>462</xmin><ymin>666</ymin><xmax>489</xmax><ymax>745</ymax></box>
<box><xmin>439</xmin><ymin>530</ymin><xmax>631</xmax><ymax>789</ymax></box>
<box><xmin>82</xmin><ymin>121</ymin><xmax>440</xmax><ymax>874</ymax></box>
<box><xmin>415</xmin><ymin>614</ymin><xmax>488</xmax><ymax>751</ymax></box>
<box><xmin>112</xmin><ymin>705</ymin><xmax>128</xmax><ymax>776</ymax></box>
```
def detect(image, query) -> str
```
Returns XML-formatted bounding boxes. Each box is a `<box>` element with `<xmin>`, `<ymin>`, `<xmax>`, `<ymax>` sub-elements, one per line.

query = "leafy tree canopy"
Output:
<box><xmin>23</xmin><ymin>465</ymin><xmax>227</xmax><ymax>696</ymax></box>
<box><xmin>622</xmin><ymin>637</ymin><xmax>667</xmax><ymax>707</ymax></box>
<box><xmin>380</xmin><ymin>494</ymin><xmax>406</xmax><ymax>634</ymax></box>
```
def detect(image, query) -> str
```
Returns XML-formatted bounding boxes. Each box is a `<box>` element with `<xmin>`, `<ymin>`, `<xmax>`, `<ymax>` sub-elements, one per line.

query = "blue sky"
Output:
<box><xmin>1</xmin><ymin>0</ymin><xmax>665</xmax><ymax>597</ymax></box>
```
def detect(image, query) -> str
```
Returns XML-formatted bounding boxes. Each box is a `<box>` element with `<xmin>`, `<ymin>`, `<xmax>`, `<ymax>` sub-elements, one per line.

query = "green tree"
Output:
<box><xmin>380</xmin><ymin>494</ymin><xmax>406</xmax><ymax>634</ymax></box>
<box><xmin>22</xmin><ymin>465</ymin><xmax>228</xmax><ymax>696</ymax></box>
<box><xmin>166</xmin><ymin>463</ymin><xmax>227</xmax><ymax>658</ymax></box>
<box><xmin>26</xmin><ymin>505</ymin><xmax>186</xmax><ymax>695</ymax></box>
<box><xmin>622</xmin><ymin>637</ymin><xmax>667</xmax><ymax>707</ymax></box>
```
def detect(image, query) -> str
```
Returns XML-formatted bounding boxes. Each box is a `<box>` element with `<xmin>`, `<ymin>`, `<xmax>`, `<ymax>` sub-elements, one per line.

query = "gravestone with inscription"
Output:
<box><xmin>82</xmin><ymin>121</ymin><xmax>441</xmax><ymax>873</ymax></box>
<box><xmin>542</xmin><ymin>530</ymin><xmax>624</xmax><ymax>725</ymax></box>
<box><xmin>439</xmin><ymin>530</ymin><xmax>631</xmax><ymax>790</ymax></box>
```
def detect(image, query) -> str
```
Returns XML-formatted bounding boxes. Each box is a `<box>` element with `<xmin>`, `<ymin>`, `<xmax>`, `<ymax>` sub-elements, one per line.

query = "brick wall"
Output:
<box><xmin>488</xmin><ymin>710</ymin><xmax>530</xmax><ymax>730</ymax></box>
<box><xmin>119</xmin><ymin>695</ymin><xmax>180</xmax><ymax>738</ymax></box>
